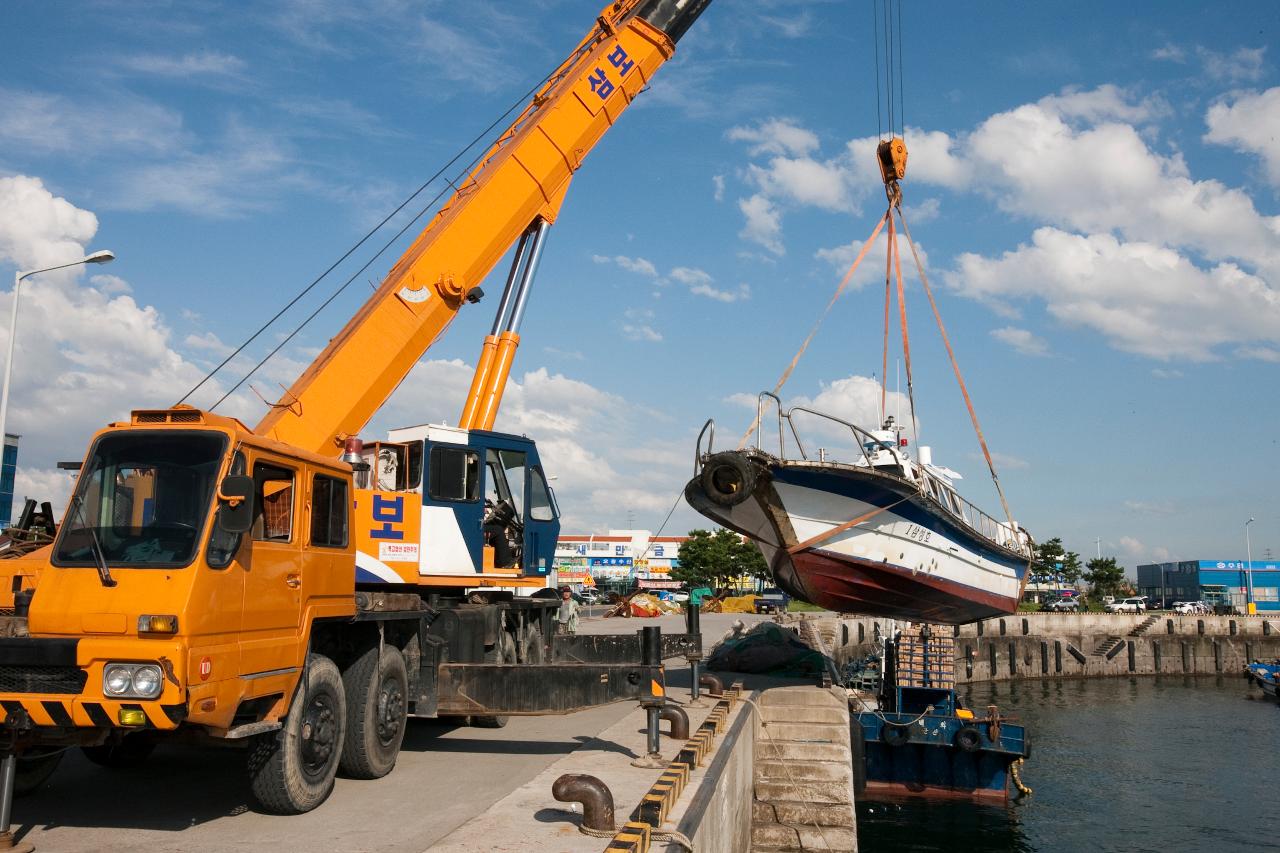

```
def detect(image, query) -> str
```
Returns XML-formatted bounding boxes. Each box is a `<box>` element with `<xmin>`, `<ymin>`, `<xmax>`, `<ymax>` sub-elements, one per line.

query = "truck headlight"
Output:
<box><xmin>103</xmin><ymin>663</ymin><xmax>164</xmax><ymax>699</ymax></box>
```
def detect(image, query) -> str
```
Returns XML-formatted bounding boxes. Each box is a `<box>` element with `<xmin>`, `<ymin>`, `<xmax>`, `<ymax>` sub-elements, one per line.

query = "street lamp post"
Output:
<box><xmin>0</xmin><ymin>250</ymin><xmax>115</xmax><ymax>518</ymax></box>
<box><xmin>1245</xmin><ymin>517</ymin><xmax>1255</xmax><ymax>613</ymax></box>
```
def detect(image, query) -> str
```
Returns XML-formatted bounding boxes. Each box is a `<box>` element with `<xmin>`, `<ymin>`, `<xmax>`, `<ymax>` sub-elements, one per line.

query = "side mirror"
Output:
<box><xmin>217</xmin><ymin>475</ymin><xmax>255</xmax><ymax>533</ymax></box>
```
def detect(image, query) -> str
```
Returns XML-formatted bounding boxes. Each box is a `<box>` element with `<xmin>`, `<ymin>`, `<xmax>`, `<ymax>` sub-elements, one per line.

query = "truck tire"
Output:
<box><xmin>82</xmin><ymin>735</ymin><xmax>157</xmax><ymax>768</ymax></box>
<box><xmin>339</xmin><ymin>645</ymin><xmax>408</xmax><ymax>780</ymax></box>
<box><xmin>247</xmin><ymin>653</ymin><xmax>346</xmax><ymax>814</ymax></box>
<box><xmin>14</xmin><ymin>749</ymin><xmax>63</xmax><ymax>796</ymax></box>
<box><xmin>472</xmin><ymin>629</ymin><xmax>518</xmax><ymax>729</ymax></box>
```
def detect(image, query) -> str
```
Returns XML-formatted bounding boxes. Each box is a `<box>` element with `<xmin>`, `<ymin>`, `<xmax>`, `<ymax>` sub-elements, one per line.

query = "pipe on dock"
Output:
<box><xmin>698</xmin><ymin>673</ymin><xmax>724</xmax><ymax>696</ymax></box>
<box><xmin>659</xmin><ymin>704</ymin><xmax>690</xmax><ymax>740</ymax></box>
<box><xmin>552</xmin><ymin>774</ymin><xmax>615</xmax><ymax>833</ymax></box>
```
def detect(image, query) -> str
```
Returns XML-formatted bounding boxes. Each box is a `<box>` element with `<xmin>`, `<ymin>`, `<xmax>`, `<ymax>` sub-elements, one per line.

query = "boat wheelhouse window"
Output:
<box><xmin>427</xmin><ymin>446</ymin><xmax>480</xmax><ymax>502</ymax></box>
<box><xmin>53</xmin><ymin>430</ymin><xmax>226</xmax><ymax>569</ymax></box>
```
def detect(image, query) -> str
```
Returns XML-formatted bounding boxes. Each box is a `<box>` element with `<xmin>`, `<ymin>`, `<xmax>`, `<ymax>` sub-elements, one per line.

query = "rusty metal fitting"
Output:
<box><xmin>698</xmin><ymin>673</ymin><xmax>724</xmax><ymax>696</ymax></box>
<box><xmin>659</xmin><ymin>704</ymin><xmax>690</xmax><ymax>740</ymax></box>
<box><xmin>552</xmin><ymin>773</ymin><xmax>615</xmax><ymax>833</ymax></box>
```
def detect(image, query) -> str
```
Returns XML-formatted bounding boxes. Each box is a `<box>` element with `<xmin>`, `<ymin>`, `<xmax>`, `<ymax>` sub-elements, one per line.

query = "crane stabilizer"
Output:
<box><xmin>256</xmin><ymin>0</ymin><xmax>708</xmax><ymax>456</ymax></box>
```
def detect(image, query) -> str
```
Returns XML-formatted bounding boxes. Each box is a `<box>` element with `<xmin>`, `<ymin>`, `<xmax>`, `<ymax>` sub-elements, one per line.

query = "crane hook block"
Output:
<box><xmin>876</xmin><ymin>138</ymin><xmax>908</xmax><ymax>183</ymax></box>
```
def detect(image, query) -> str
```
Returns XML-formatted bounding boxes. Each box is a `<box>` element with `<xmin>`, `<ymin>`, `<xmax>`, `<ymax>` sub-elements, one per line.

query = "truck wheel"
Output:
<box><xmin>339</xmin><ymin>645</ymin><xmax>408</xmax><ymax>780</ymax></box>
<box><xmin>14</xmin><ymin>749</ymin><xmax>63</xmax><ymax>796</ymax></box>
<box><xmin>247</xmin><ymin>654</ymin><xmax>346</xmax><ymax>814</ymax></box>
<box><xmin>82</xmin><ymin>735</ymin><xmax>156</xmax><ymax>768</ymax></box>
<box><xmin>521</xmin><ymin>622</ymin><xmax>547</xmax><ymax>665</ymax></box>
<box><xmin>472</xmin><ymin>629</ymin><xmax>517</xmax><ymax>729</ymax></box>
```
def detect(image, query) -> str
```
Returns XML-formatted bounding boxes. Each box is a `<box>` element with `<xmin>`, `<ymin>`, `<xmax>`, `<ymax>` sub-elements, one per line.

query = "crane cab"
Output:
<box><xmin>350</xmin><ymin>423</ymin><xmax>559</xmax><ymax>590</ymax></box>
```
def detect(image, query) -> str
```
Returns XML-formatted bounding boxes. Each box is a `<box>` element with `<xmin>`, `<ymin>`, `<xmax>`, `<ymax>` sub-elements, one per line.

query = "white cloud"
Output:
<box><xmin>814</xmin><ymin>234</ymin><xmax>929</xmax><ymax>291</ymax></box>
<box><xmin>1119</xmin><ymin>536</ymin><xmax>1168</xmax><ymax>561</ymax></box>
<box><xmin>1197</xmin><ymin>46</ymin><xmax>1266</xmax><ymax>83</ymax></box>
<box><xmin>712</xmin><ymin>174</ymin><xmax>725</xmax><ymax>202</ymax></box>
<box><xmin>727</xmin><ymin>118</ymin><xmax>820</xmax><ymax>157</ymax></box>
<box><xmin>744</xmin><ymin>157</ymin><xmax>851</xmax><ymax>212</ymax></box>
<box><xmin>89</xmin><ymin>274</ymin><xmax>132</xmax><ymax>295</ymax></box>
<box><xmin>783</xmin><ymin>375</ymin><xmax>915</xmax><ymax>459</ymax></box>
<box><xmin>0</xmin><ymin>175</ymin><xmax>236</xmax><ymax>482</ymax></box>
<box><xmin>1151</xmin><ymin>44</ymin><xmax>1186</xmax><ymax>63</ymax></box>
<box><xmin>990</xmin><ymin>326</ymin><xmax>1049</xmax><ymax>357</ymax></box>
<box><xmin>738</xmin><ymin>194</ymin><xmax>784</xmax><ymax>255</ymax></box>
<box><xmin>13</xmin><ymin>467</ymin><xmax>78</xmax><ymax>523</ymax></box>
<box><xmin>119</xmin><ymin>51</ymin><xmax>247</xmax><ymax>78</ymax></box>
<box><xmin>669</xmin><ymin>267</ymin><xmax>749</xmax><ymax>302</ymax></box>
<box><xmin>1205</xmin><ymin>87</ymin><xmax>1280</xmax><ymax>188</ymax></box>
<box><xmin>1150</xmin><ymin>368</ymin><xmax>1183</xmax><ymax>379</ymax></box>
<box><xmin>1124</xmin><ymin>500</ymin><xmax>1177</xmax><ymax>516</ymax></box>
<box><xmin>952</xmin><ymin>228</ymin><xmax>1280</xmax><ymax>361</ymax></box>
<box><xmin>593</xmin><ymin>254</ymin><xmax>659</xmax><ymax>277</ymax></box>
<box><xmin>0</xmin><ymin>87</ymin><xmax>186</xmax><ymax>156</ymax></box>
<box><xmin>621</xmin><ymin>308</ymin><xmax>662</xmax><ymax>342</ymax></box>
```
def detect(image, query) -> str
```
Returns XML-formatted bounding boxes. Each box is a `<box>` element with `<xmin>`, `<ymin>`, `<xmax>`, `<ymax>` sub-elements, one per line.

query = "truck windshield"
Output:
<box><xmin>53</xmin><ymin>431</ymin><xmax>227</xmax><ymax>568</ymax></box>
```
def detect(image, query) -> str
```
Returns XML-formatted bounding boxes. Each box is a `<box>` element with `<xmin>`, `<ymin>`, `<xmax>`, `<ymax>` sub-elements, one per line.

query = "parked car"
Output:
<box><xmin>532</xmin><ymin>587</ymin><xmax>585</xmax><ymax>605</ymax></box>
<box><xmin>1041</xmin><ymin>597</ymin><xmax>1081</xmax><ymax>613</ymax></box>
<box><xmin>754</xmin><ymin>587</ymin><xmax>791</xmax><ymax>614</ymax></box>
<box><xmin>578</xmin><ymin>588</ymin><xmax>602</xmax><ymax>604</ymax></box>
<box><xmin>1105</xmin><ymin>597</ymin><xmax>1147</xmax><ymax>613</ymax></box>
<box><xmin>670</xmin><ymin>590</ymin><xmax>690</xmax><ymax>604</ymax></box>
<box><xmin>1173</xmin><ymin>600</ymin><xmax>1210</xmax><ymax>614</ymax></box>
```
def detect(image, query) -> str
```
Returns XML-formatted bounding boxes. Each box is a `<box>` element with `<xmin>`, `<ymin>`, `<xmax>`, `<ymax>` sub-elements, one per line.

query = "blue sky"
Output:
<box><xmin>1</xmin><ymin>0</ymin><xmax>1278</xmax><ymax>572</ymax></box>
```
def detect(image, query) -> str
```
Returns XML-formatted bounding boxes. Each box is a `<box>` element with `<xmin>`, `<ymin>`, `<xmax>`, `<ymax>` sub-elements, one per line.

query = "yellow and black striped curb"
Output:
<box><xmin>605</xmin><ymin>681</ymin><xmax>743</xmax><ymax>851</ymax></box>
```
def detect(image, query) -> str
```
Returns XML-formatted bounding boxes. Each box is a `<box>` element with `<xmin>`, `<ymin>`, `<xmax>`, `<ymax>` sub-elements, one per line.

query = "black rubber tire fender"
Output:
<box><xmin>880</xmin><ymin>722</ymin><xmax>911</xmax><ymax>747</ymax></box>
<box><xmin>339</xmin><ymin>645</ymin><xmax>409</xmax><ymax>780</ymax></box>
<box><xmin>14</xmin><ymin>749</ymin><xmax>63</xmax><ymax>796</ymax></box>
<box><xmin>247</xmin><ymin>653</ymin><xmax>346</xmax><ymax>815</ymax></box>
<box><xmin>81</xmin><ymin>735</ymin><xmax>157</xmax><ymax>769</ymax></box>
<box><xmin>953</xmin><ymin>725</ymin><xmax>982</xmax><ymax>753</ymax></box>
<box><xmin>700</xmin><ymin>452</ymin><xmax>756</xmax><ymax>508</ymax></box>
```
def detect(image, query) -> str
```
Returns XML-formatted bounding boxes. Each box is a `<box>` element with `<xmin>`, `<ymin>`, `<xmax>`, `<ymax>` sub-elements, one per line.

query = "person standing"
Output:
<box><xmin>557</xmin><ymin>588</ymin><xmax>580</xmax><ymax>635</ymax></box>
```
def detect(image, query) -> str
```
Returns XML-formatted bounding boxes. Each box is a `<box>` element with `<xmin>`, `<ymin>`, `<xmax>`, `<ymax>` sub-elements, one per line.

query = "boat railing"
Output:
<box><xmin>693</xmin><ymin>418</ymin><xmax>715</xmax><ymax>473</ymax></box>
<box><xmin>756</xmin><ymin>395</ymin><xmax>895</xmax><ymax>467</ymax></box>
<box><xmin>756</xmin><ymin>394</ymin><xmax>1033</xmax><ymax>558</ymax></box>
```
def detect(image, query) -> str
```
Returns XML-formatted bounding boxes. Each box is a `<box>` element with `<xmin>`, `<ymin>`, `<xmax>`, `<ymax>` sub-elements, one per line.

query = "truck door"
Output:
<box><xmin>523</xmin><ymin>464</ymin><xmax>559</xmax><ymax>580</ymax></box>
<box><xmin>239</xmin><ymin>457</ymin><xmax>304</xmax><ymax>677</ymax></box>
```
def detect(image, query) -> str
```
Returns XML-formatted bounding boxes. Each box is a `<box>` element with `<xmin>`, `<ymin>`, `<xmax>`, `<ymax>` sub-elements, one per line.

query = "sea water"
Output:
<box><xmin>856</xmin><ymin>675</ymin><xmax>1280</xmax><ymax>852</ymax></box>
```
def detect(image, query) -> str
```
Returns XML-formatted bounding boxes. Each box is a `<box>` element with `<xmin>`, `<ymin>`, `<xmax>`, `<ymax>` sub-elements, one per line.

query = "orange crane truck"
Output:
<box><xmin>0</xmin><ymin>0</ymin><xmax>712</xmax><ymax>820</ymax></box>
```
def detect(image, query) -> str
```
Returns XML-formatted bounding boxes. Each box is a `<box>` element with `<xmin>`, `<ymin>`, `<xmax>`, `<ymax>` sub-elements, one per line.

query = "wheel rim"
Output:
<box><xmin>376</xmin><ymin>677</ymin><xmax>405</xmax><ymax>747</ymax></box>
<box><xmin>300</xmin><ymin>691</ymin><xmax>338</xmax><ymax>779</ymax></box>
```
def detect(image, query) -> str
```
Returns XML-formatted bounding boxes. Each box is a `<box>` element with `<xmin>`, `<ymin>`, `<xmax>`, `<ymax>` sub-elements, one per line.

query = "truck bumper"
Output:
<box><xmin>0</xmin><ymin>636</ymin><xmax>188</xmax><ymax>735</ymax></box>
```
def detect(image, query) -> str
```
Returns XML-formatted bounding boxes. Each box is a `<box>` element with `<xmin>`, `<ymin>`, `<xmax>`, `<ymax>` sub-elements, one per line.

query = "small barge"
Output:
<box><xmin>1245</xmin><ymin>660</ymin><xmax>1280</xmax><ymax>700</ymax></box>
<box><xmin>850</xmin><ymin>626</ymin><xmax>1031</xmax><ymax>801</ymax></box>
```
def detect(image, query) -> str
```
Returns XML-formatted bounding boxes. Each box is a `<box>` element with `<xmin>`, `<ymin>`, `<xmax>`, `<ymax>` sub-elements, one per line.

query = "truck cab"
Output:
<box><xmin>348</xmin><ymin>423</ymin><xmax>559</xmax><ymax>590</ymax></box>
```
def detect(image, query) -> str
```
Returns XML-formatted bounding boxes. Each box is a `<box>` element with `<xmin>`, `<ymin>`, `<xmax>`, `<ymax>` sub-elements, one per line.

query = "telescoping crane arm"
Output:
<box><xmin>255</xmin><ymin>0</ymin><xmax>713</xmax><ymax>456</ymax></box>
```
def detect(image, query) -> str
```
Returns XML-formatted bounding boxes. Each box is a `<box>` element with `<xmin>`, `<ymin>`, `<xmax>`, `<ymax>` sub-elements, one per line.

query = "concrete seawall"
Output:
<box><xmin>793</xmin><ymin>612</ymin><xmax>1280</xmax><ymax>683</ymax></box>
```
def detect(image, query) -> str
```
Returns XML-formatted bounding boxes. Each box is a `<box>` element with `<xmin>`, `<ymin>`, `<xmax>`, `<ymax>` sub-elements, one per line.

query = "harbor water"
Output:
<box><xmin>856</xmin><ymin>675</ymin><xmax>1280</xmax><ymax>852</ymax></box>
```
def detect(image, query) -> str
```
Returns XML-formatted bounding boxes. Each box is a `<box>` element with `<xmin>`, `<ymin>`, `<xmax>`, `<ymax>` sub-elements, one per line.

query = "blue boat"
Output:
<box><xmin>851</xmin><ymin>626</ymin><xmax>1031</xmax><ymax>802</ymax></box>
<box><xmin>1245</xmin><ymin>660</ymin><xmax>1280</xmax><ymax>700</ymax></box>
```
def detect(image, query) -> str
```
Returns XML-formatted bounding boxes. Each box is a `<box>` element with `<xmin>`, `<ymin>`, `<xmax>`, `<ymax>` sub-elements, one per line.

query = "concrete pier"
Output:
<box><xmin>796</xmin><ymin>612</ymin><xmax>1280</xmax><ymax>683</ymax></box>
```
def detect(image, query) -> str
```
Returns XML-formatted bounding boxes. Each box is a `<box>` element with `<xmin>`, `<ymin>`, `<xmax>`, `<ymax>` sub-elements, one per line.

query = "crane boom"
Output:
<box><xmin>255</xmin><ymin>0</ymin><xmax>711</xmax><ymax>456</ymax></box>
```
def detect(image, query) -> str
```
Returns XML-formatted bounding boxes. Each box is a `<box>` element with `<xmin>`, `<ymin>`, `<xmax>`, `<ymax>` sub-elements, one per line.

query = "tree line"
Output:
<box><xmin>1032</xmin><ymin>537</ymin><xmax>1131</xmax><ymax>599</ymax></box>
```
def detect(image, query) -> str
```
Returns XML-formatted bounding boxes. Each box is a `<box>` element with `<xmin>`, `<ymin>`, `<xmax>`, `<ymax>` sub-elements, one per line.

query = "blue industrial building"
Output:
<box><xmin>0</xmin><ymin>434</ymin><xmax>16</xmax><ymax>529</ymax></box>
<box><xmin>1137</xmin><ymin>559</ymin><xmax>1280</xmax><ymax>613</ymax></box>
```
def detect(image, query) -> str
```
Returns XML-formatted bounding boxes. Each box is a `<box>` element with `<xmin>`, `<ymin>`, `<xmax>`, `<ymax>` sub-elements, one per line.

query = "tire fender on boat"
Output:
<box><xmin>880</xmin><ymin>722</ymin><xmax>911</xmax><ymax>747</ymax></box>
<box><xmin>700</xmin><ymin>452</ymin><xmax>756</xmax><ymax>507</ymax></box>
<box><xmin>953</xmin><ymin>725</ymin><xmax>982</xmax><ymax>753</ymax></box>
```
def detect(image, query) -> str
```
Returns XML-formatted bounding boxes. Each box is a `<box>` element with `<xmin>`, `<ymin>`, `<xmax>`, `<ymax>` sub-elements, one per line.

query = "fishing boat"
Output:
<box><xmin>685</xmin><ymin>395</ymin><xmax>1034</xmax><ymax>624</ymax></box>
<box><xmin>849</xmin><ymin>625</ymin><xmax>1031</xmax><ymax>801</ymax></box>
<box><xmin>1245</xmin><ymin>660</ymin><xmax>1280</xmax><ymax>700</ymax></box>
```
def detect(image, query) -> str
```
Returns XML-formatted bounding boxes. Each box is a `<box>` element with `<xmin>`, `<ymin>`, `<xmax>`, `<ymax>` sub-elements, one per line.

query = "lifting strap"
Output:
<box><xmin>890</xmin><ymin>211</ymin><xmax>921</xmax><ymax>461</ymax></box>
<box><xmin>880</xmin><ymin>215</ymin><xmax>893</xmax><ymax>420</ymax></box>
<box><xmin>738</xmin><ymin>211</ymin><xmax>889</xmax><ymax>449</ymax></box>
<box><xmin>895</xmin><ymin>207</ymin><xmax>1015</xmax><ymax>528</ymax></box>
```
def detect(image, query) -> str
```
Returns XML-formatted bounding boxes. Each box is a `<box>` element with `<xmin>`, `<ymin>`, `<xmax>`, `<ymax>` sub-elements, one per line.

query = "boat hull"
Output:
<box><xmin>686</xmin><ymin>453</ymin><xmax>1029</xmax><ymax>625</ymax></box>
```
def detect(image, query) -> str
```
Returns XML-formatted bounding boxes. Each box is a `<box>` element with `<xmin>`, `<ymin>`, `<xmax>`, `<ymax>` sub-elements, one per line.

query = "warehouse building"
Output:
<box><xmin>1137</xmin><ymin>559</ymin><xmax>1279</xmax><ymax>613</ymax></box>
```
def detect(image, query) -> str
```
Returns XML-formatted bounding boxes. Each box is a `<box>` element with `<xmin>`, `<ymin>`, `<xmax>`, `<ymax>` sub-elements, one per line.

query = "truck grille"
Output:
<box><xmin>0</xmin><ymin>665</ymin><xmax>88</xmax><ymax>695</ymax></box>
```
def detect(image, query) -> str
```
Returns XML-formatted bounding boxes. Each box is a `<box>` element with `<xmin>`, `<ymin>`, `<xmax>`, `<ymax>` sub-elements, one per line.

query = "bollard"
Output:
<box><xmin>685</xmin><ymin>604</ymin><xmax>706</xmax><ymax>707</ymax></box>
<box><xmin>659</xmin><ymin>704</ymin><xmax>690</xmax><ymax>740</ymax></box>
<box><xmin>553</xmin><ymin>774</ymin><xmax>616</xmax><ymax>833</ymax></box>
<box><xmin>631</xmin><ymin>627</ymin><xmax>667</xmax><ymax>768</ymax></box>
